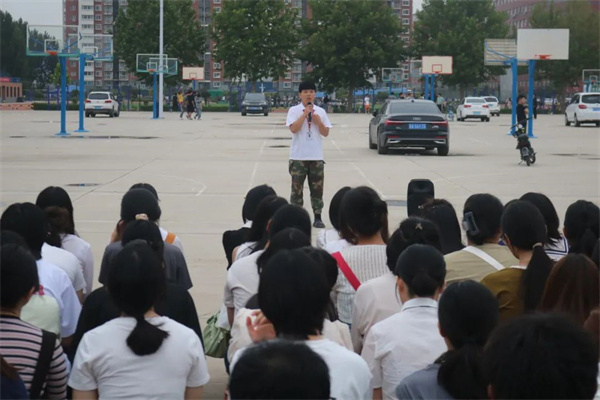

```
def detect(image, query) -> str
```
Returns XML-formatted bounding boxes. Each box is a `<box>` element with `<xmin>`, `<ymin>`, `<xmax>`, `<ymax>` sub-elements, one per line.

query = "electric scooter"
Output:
<box><xmin>507</xmin><ymin>120</ymin><xmax>536</xmax><ymax>166</ymax></box>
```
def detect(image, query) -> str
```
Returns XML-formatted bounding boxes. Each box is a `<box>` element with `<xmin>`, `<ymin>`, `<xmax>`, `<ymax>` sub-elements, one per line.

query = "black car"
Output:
<box><xmin>369</xmin><ymin>99</ymin><xmax>449</xmax><ymax>156</ymax></box>
<box><xmin>241</xmin><ymin>93</ymin><xmax>269</xmax><ymax>116</ymax></box>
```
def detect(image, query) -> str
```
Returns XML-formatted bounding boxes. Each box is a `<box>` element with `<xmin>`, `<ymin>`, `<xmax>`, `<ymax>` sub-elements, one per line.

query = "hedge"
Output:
<box><xmin>32</xmin><ymin>103</ymin><xmax>79</xmax><ymax>111</ymax></box>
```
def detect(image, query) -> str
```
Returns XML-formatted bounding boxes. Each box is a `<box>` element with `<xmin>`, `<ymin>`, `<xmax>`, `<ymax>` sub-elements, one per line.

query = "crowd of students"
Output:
<box><xmin>0</xmin><ymin>182</ymin><xmax>599</xmax><ymax>399</ymax></box>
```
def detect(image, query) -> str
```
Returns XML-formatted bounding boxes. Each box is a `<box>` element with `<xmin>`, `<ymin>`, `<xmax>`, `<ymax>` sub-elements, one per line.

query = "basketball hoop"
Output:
<box><xmin>537</xmin><ymin>54</ymin><xmax>551</xmax><ymax>60</ymax></box>
<box><xmin>432</xmin><ymin>64</ymin><xmax>443</xmax><ymax>74</ymax></box>
<box><xmin>148</xmin><ymin>69</ymin><xmax>155</xmax><ymax>73</ymax></box>
<box><xmin>46</xmin><ymin>50</ymin><xmax>58</xmax><ymax>57</ymax></box>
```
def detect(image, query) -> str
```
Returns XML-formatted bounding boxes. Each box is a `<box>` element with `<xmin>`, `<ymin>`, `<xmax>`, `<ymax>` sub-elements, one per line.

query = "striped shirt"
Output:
<box><xmin>0</xmin><ymin>316</ymin><xmax>68</xmax><ymax>399</ymax></box>
<box><xmin>544</xmin><ymin>236</ymin><xmax>569</xmax><ymax>261</ymax></box>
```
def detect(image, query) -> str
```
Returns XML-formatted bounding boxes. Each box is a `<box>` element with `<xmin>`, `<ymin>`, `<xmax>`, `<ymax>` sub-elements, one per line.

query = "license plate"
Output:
<box><xmin>473</xmin><ymin>111</ymin><xmax>481</xmax><ymax>115</ymax></box>
<box><xmin>409</xmin><ymin>123</ymin><xmax>427</xmax><ymax>130</ymax></box>
<box><xmin>94</xmin><ymin>106</ymin><xmax>101</xmax><ymax>109</ymax></box>
<box><xmin>593</xmin><ymin>108</ymin><xmax>600</xmax><ymax>111</ymax></box>
<box><xmin>249</xmin><ymin>107</ymin><xmax>260</xmax><ymax>110</ymax></box>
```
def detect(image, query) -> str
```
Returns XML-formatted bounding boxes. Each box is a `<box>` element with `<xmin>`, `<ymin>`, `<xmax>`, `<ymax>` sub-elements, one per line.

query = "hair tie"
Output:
<box><xmin>415</xmin><ymin>223</ymin><xmax>423</xmax><ymax>231</ymax></box>
<box><xmin>135</xmin><ymin>213</ymin><xmax>149</xmax><ymax>221</ymax></box>
<box><xmin>532</xmin><ymin>242</ymin><xmax>543</xmax><ymax>248</ymax></box>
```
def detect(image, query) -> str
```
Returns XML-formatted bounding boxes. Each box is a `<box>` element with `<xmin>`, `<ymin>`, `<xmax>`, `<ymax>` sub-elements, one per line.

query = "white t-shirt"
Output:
<box><xmin>351</xmin><ymin>271</ymin><xmax>402</xmax><ymax>353</ymax></box>
<box><xmin>361</xmin><ymin>298</ymin><xmax>446</xmax><ymax>400</ymax></box>
<box><xmin>234</xmin><ymin>241</ymin><xmax>257</xmax><ymax>262</ymax></box>
<box><xmin>69</xmin><ymin>317</ymin><xmax>209</xmax><ymax>399</ymax></box>
<box><xmin>36</xmin><ymin>259</ymin><xmax>82</xmax><ymax>338</ymax></box>
<box><xmin>60</xmin><ymin>234</ymin><xmax>94</xmax><ymax>296</ymax></box>
<box><xmin>364</xmin><ymin>96</ymin><xmax>370</xmax><ymax>106</ymax></box>
<box><xmin>42</xmin><ymin>243</ymin><xmax>86</xmax><ymax>293</ymax></box>
<box><xmin>223</xmin><ymin>250</ymin><xmax>264</xmax><ymax>316</ymax></box>
<box><xmin>286</xmin><ymin>103</ymin><xmax>332</xmax><ymax>161</ymax></box>
<box><xmin>21</xmin><ymin>293</ymin><xmax>61</xmax><ymax>335</ymax></box>
<box><xmin>316</xmin><ymin>229</ymin><xmax>341</xmax><ymax>249</ymax></box>
<box><xmin>232</xmin><ymin>338</ymin><xmax>371</xmax><ymax>400</ymax></box>
<box><xmin>159</xmin><ymin>226</ymin><xmax>185</xmax><ymax>256</ymax></box>
<box><xmin>322</xmin><ymin>238</ymin><xmax>353</xmax><ymax>254</ymax></box>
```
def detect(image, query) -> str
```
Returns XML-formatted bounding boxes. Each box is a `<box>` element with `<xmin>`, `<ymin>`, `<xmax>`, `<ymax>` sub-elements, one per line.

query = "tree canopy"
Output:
<box><xmin>211</xmin><ymin>0</ymin><xmax>300</xmax><ymax>90</ymax></box>
<box><xmin>114</xmin><ymin>0</ymin><xmax>205</xmax><ymax>84</ymax></box>
<box><xmin>299</xmin><ymin>0</ymin><xmax>406</xmax><ymax>110</ymax></box>
<box><xmin>411</xmin><ymin>0</ymin><xmax>509</xmax><ymax>96</ymax></box>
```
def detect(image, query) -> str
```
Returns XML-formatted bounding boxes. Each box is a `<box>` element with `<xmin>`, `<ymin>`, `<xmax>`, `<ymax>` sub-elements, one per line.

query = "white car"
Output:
<box><xmin>565</xmin><ymin>92</ymin><xmax>600</xmax><ymax>127</ymax></box>
<box><xmin>456</xmin><ymin>97</ymin><xmax>491</xmax><ymax>122</ymax></box>
<box><xmin>484</xmin><ymin>96</ymin><xmax>501</xmax><ymax>116</ymax></box>
<box><xmin>85</xmin><ymin>91</ymin><xmax>120</xmax><ymax>118</ymax></box>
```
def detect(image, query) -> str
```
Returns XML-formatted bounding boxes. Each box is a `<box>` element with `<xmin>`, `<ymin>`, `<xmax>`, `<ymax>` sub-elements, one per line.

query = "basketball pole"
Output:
<box><xmin>57</xmin><ymin>57</ymin><xmax>69</xmax><ymax>136</ymax></box>
<box><xmin>527</xmin><ymin>59</ymin><xmax>537</xmax><ymax>138</ymax></box>
<box><xmin>75</xmin><ymin>53</ymin><xmax>89</xmax><ymax>133</ymax></box>
<box><xmin>158</xmin><ymin>0</ymin><xmax>164</xmax><ymax>119</ymax></box>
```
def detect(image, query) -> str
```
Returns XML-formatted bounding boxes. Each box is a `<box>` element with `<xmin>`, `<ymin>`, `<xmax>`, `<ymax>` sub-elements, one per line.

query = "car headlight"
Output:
<box><xmin>242</xmin><ymin>102</ymin><xmax>248</xmax><ymax>106</ymax></box>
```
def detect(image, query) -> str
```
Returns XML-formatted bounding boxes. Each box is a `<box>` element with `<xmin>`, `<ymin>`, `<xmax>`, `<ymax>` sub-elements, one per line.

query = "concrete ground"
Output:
<box><xmin>1</xmin><ymin>109</ymin><xmax>598</xmax><ymax>398</ymax></box>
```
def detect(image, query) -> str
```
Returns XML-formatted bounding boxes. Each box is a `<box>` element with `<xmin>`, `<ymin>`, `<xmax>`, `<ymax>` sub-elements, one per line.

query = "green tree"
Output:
<box><xmin>412</xmin><ymin>0</ymin><xmax>509</xmax><ymax>98</ymax></box>
<box><xmin>114</xmin><ymin>0</ymin><xmax>205</xmax><ymax>84</ymax></box>
<box><xmin>211</xmin><ymin>0</ymin><xmax>300</xmax><ymax>91</ymax></box>
<box><xmin>299</xmin><ymin>0</ymin><xmax>406</xmax><ymax>111</ymax></box>
<box><xmin>530</xmin><ymin>1</ymin><xmax>600</xmax><ymax>95</ymax></box>
<box><xmin>51</xmin><ymin>62</ymin><xmax>70</xmax><ymax>86</ymax></box>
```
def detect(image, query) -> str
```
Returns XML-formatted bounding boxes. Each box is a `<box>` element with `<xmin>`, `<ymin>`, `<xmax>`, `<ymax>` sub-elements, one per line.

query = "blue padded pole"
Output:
<box><xmin>57</xmin><ymin>57</ymin><xmax>69</xmax><ymax>136</ymax></box>
<box><xmin>75</xmin><ymin>54</ymin><xmax>88</xmax><ymax>133</ymax></box>
<box><xmin>528</xmin><ymin>59</ymin><xmax>537</xmax><ymax>138</ymax></box>
<box><xmin>152</xmin><ymin>72</ymin><xmax>158</xmax><ymax>119</ymax></box>
<box><xmin>510</xmin><ymin>58</ymin><xmax>518</xmax><ymax>135</ymax></box>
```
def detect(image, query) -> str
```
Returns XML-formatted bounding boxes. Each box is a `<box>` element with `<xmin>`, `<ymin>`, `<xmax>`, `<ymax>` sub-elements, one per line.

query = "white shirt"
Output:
<box><xmin>60</xmin><ymin>234</ymin><xmax>94</xmax><ymax>296</ymax></box>
<box><xmin>286</xmin><ymin>103</ymin><xmax>332</xmax><ymax>161</ymax></box>
<box><xmin>323</xmin><ymin>238</ymin><xmax>353</xmax><ymax>254</ymax></box>
<box><xmin>361</xmin><ymin>298</ymin><xmax>446</xmax><ymax>400</ymax></box>
<box><xmin>21</xmin><ymin>293</ymin><xmax>61</xmax><ymax>335</ymax></box>
<box><xmin>544</xmin><ymin>236</ymin><xmax>569</xmax><ymax>261</ymax></box>
<box><xmin>364</xmin><ymin>96</ymin><xmax>370</xmax><ymax>106</ymax></box>
<box><xmin>159</xmin><ymin>226</ymin><xmax>185</xmax><ymax>255</ymax></box>
<box><xmin>316</xmin><ymin>229</ymin><xmax>341</xmax><ymax>249</ymax></box>
<box><xmin>42</xmin><ymin>243</ymin><xmax>86</xmax><ymax>293</ymax></box>
<box><xmin>69</xmin><ymin>317</ymin><xmax>209</xmax><ymax>399</ymax></box>
<box><xmin>223</xmin><ymin>250</ymin><xmax>264</xmax><ymax>316</ymax></box>
<box><xmin>332</xmin><ymin>245</ymin><xmax>388</xmax><ymax>324</ymax></box>
<box><xmin>234</xmin><ymin>241</ymin><xmax>257</xmax><ymax>261</ymax></box>
<box><xmin>351</xmin><ymin>271</ymin><xmax>402</xmax><ymax>353</ymax></box>
<box><xmin>232</xmin><ymin>339</ymin><xmax>371</xmax><ymax>400</ymax></box>
<box><xmin>36</xmin><ymin>259</ymin><xmax>82</xmax><ymax>338</ymax></box>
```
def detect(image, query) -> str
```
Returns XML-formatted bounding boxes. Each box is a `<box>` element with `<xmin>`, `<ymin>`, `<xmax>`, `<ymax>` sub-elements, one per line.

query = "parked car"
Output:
<box><xmin>484</xmin><ymin>96</ymin><xmax>501</xmax><ymax>116</ymax></box>
<box><xmin>456</xmin><ymin>97</ymin><xmax>490</xmax><ymax>121</ymax></box>
<box><xmin>241</xmin><ymin>93</ymin><xmax>269</xmax><ymax>116</ymax></box>
<box><xmin>368</xmin><ymin>99</ymin><xmax>449</xmax><ymax>156</ymax></box>
<box><xmin>565</xmin><ymin>92</ymin><xmax>600</xmax><ymax>127</ymax></box>
<box><xmin>85</xmin><ymin>91</ymin><xmax>119</xmax><ymax>117</ymax></box>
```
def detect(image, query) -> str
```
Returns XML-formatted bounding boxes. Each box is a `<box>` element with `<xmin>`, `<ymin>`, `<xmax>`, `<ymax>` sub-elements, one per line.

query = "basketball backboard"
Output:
<box><xmin>583</xmin><ymin>69</ymin><xmax>600</xmax><ymax>92</ymax></box>
<box><xmin>27</xmin><ymin>25</ymin><xmax>80</xmax><ymax>57</ymax></box>
<box><xmin>422</xmin><ymin>56</ymin><xmax>453</xmax><ymax>75</ymax></box>
<box><xmin>484</xmin><ymin>39</ymin><xmax>528</xmax><ymax>66</ymax></box>
<box><xmin>382</xmin><ymin>68</ymin><xmax>405</xmax><ymax>83</ymax></box>
<box><xmin>78</xmin><ymin>34</ymin><xmax>113</xmax><ymax>61</ymax></box>
<box><xmin>409</xmin><ymin>60</ymin><xmax>422</xmax><ymax>78</ymax></box>
<box><xmin>136</xmin><ymin>54</ymin><xmax>177</xmax><ymax>75</ymax></box>
<box><xmin>517</xmin><ymin>29</ymin><xmax>569</xmax><ymax>60</ymax></box>
<box><xmin>183</xmin><ymin>67</ymin><xmax>205</xmax><ymax>81</ymax></box>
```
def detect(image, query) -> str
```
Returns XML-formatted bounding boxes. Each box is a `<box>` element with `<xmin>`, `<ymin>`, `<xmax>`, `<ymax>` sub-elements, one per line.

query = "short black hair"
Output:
<box><xmin>564</xmin><ymin>200</ymin><xmax>600</xmax><ymax>258</ymax></box>
<box><xmin>386</xmin><ymin>217</ymin><xmax>441</xmax><ymax>272</ymax></box>
<box><xmin>1</xmin><ymin>243</ymin><xmax>40</xmax><ymax>308</ymax></box>
<box><xmin>520</xmin><ymin>192</ymin><xmax>561</xmax><ymax>242</ymax></box>
<box><xmin>462</xmin><ymin>194</ymin><xmax>504</xmax><ymax>245</ymax></box>
<box><xmin>485</xmin><ymin>313</ymin><xmax>598</xmax><ymax>399</ymax></box>
<box><xmin>256</xmin><ymin>228</ymin><xmax>311</xmax><ymax>274</ymax></box>
<box><xmin>245</xmin><ymin>195</ymin><xmax>288</xmax><ymax>250</ymax></box>
<box><xmin>300</xmin><ymin>247</ymin><xmax>338</xmax><ymax>290</ymax></box>
<box><xmin>0</xmin><ymin>203</ymin><xmax>47</xmax><ymax>259</ymax></box>
<box><xmin>394</xmin><ymin>243</ymin><xmax>446</xmax><ymax>297</ymax></box>
<box><xmin>242</xmin><ymin>184</ymin><xmax>276</xmax><ymax>223</ymax></box>
<box><xmin>130</xmin><ymin>183</ymin><xmax>159</xmax><ymax>201</ymax></box>
<box><xmin>339</xmin><ymin>186</ymin><xmax>389</xmax><ymax>244</ymax></box>
<box><xmin>329</xmin><ymin>186</ymin><xmax>351</xmax><ymax>231</ymax></box>
<box><xmin>269</xmin><ymin>205</ymin><xmax>311</xmax><ymax>239</ymax></box>
<box><xmin>35</xmin><ymin>186</ymin><xmax>76</xmax><ymax>235</ymax></box>
<box><xmin>298</xmin><ymin>81</ymin><xmax>316</xmax><ymax>92</ymax></box>
<box><xmin>517</xmin><ymin>94</ymin><xmax>526</xmax><ymax>101</ymax></box>
<box><xmin>258</xmin><ymin>249</ymin><xmax>329</xmax><ymax>339</ymax></box>
<box><xmin>120</xmin><ymin>188</ymin><xmax>162</xmax><ymax>224</ymax></box>
<box><xmin>229</xmin><ymin>339</ymin><xmax>330</xmax><ymax>399</ymax></box>
<box><xmin>419</xmin><ymin>200</ymin><xmax>464</xmax><ymax>254</ymax></box>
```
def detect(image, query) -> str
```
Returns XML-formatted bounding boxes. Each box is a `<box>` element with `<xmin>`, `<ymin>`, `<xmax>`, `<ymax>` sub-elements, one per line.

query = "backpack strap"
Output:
<box><xmin>29</xmin><ymin>329</ymin><xmax>57</xmax><ymax>399</ymax></box>
<box><xmin>462</xmin><ymin>246</ymin><xmax>504</xmax><ymax>271</ymax></box>
<box><xmin>332</xmin><ymin>252</ymin><xmax>361</xmax><ymax>291</ymax></box>
<box><xmin>165</xmin><ymin>232</ymin><xmax>176</xmax><ymax>245</ymax></box>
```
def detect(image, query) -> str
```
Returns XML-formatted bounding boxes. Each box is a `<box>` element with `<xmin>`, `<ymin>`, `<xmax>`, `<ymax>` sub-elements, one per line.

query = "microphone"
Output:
<box><xmin>307</xmin><ymin>102</ymin><xmax>312</xmax><ymax>122</ymax></box>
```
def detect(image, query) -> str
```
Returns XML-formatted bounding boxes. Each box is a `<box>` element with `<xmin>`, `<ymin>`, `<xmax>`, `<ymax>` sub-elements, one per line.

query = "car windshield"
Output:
<box><xmin>89</xmin><ymin>93</ymin><xmax>109</xmax><ymax>100</ymax></box>
<box><xmin>388</xmin><ymin>102</ymin><xmax>441</xmax><ymax>114</ymax></box>
<box><xmin>466</xmin><ymin>98</ymin><xmax>485</xmax><ymax>104</ymax></box>
<box><xmin>484</xmin><ymin>97</ymin><xmax>497</xmax><ymax>102</ymax></box>
<box><xmin>245</xmin><ymin>94</ymin><xmax>265</xmax><ymax>101</ymax></box>
<box><xmin>582</xmin><ymin>94</ymin><xmax>600</xmax><ymax>104</ymax></box>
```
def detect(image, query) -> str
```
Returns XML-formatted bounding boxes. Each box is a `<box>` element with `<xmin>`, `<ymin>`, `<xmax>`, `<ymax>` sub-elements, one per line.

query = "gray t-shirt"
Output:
<box><xmin>99</xmin><ymin>242</ymin><xmax>193</xmax><ymax>290</ymax></box>
<box><xmin>396</xmin><ymin>364</ymin><xmax>453</xmax><ymax>400</ymax></box>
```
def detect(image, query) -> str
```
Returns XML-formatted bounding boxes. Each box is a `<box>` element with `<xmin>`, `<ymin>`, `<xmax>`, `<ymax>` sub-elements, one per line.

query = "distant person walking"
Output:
<box><xmin>364</xmin><ymin>95</ymin><xmax>371</xmax><ymax>114</ymax></box>
<box><xmin>177</xmin><ymin>91</ymin><xmax>185</xmax><ymax>119</ymax></box>
<box><xmin>286</xmin><ymin>81</ymin><xmax>332</xmax><ymax>229</ymax></box>
<box><xmin>533</xmin><ymin>94</ymin><xmax>539</xmax><ymax>119</ymax></box>
<box><xmin>436</xmin><ymin>93</ymin><xmax>446</xmax><ymax>112</ymax></box>
<box><xmin>517</xmin><ymin>95</ymin><xmax>529</xmax><ymax>131</ymax></box>
<box><xmin>194</xmin><ymin>93</ymin><xmax>202</xmax><ymax>120</ymax></box>
<box><xmin>185</xmin><ymin>90</ymin><xmax>195</xmax><ymax>120</ymax></box>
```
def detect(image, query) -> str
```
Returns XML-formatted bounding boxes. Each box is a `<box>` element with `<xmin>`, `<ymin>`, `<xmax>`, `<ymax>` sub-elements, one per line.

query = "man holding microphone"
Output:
<box><xmin>286</xmin><ymin>81</ymin><xmax>332</xmax><ymax>228</ymax></box>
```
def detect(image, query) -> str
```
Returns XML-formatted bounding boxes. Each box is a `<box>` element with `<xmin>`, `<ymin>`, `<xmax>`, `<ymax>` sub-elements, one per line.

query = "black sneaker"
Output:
<box><xmin>313</xmin><ymin>215</ymin><xmax>325</xmax><ymax>229</ymax></box>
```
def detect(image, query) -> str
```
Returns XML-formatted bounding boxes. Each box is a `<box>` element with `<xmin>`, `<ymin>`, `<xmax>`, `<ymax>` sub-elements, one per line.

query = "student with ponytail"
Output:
<box><xmin>69</xmin><ymin>241</ymin><xmax>209</xmax><ymax>399</ymax></box>
<box><xmin>361</xmin><ymin>244</ymin><xmax>447</xmax><ymax>400</ymax></box>
<box><xmin>563</xmin><ymin>200</ymin><xmax>599</xmax><ymax>258</ymax></box>
<box><xmin>396</xmin><ymin>280</ymin><xmax>499</xmax><ymax>399</ymax></box>
<box><xmin>482</xmin><ymin>200</ymin><xmax>554</xmax><ymax>321</ymax></box>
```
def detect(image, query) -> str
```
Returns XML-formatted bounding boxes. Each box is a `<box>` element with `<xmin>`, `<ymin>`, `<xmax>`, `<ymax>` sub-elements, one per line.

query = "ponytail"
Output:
<box><xmin>437</xmin><ymin>344</ymin><xmax>487</xmax><ymax>399</ymax></box>
<box><xmin>126</xmin><ymin>314</ymin><xmax>169</xmax><ymax>356</ymax></box>
<box><xmin>523</xmin><ymin>245</ymin><xmax>554</xmax><ymax>311</ymax></box>
<box><xmin>574</xmin><ymin>228</ymin><xmax>598</xmax><ymax>258</ymax></box>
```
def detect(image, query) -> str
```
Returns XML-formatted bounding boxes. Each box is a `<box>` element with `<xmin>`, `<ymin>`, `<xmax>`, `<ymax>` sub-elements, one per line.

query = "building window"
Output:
<box><xmin>214</xmin><ymin>6</ymin><xmax>221</xmax><ymax>13</ymax></box>
<box><xmin>402</xmin><ymin>9</ymin><xmax>409</xmax><ymax>15</ymax></box>
<box><xmin>95</xmin><ymin>61</ymin><xmax>102</xmax><ymax>67</ymax></box>
<box><xmin>284</xmin><ymin>72</ymin><xmax>291</xmax><ymax>79</ymax></box>
<box><xmin>213</xmin><ymin>81</ymin><xmax>221</xmax><ymax>88</ymax></box>
<box><xmin>293</xmin><ymin>64</ymin><xmax>302</xmax><ymax>72</ymax></box>
<box><xmin>95</xmin><ymin>5</ymin><xmax>102</xmax><ymax>11</ymax></box>
<box><xmin>403</xmin><ymin>73</ymin><xmax>409</xmax><ymax>80</ymax></box>
<box><xmin>71</xmin><ymin>5</ymin><xmax>76</xmax><ymax>10</ymax></box>
<box><xmin>214</xmin><ymin>0</ymin><xmax>221</xmax><ymax>3</ymax></box>
<box><xmin>95</xmin><ymin>71</ymin><xmax>102</xmax><ymax>77</ymax></box>
<box><xmin>104</xmin><ymin>6</ymin><xmax>112</xmax><ymax>14</ymax></box>
<box><xmin>293</xmin><ymin>73</ymin><xmax>302</xmax><ymax>81</ymax></box>
<box><xmin>95</xmin><ymin>24</ymin><xmax>102</xmax><ymax>30</ymax></box>
<box><xmin>104</xmin><ymin>16</ymin><xmax>112</xmax><ymax>23</ymax></box>
<box><xmin>213</xmin><ymin>62</ymin><xmax>221</xmax><ymax>69</ymax></box>
<box><xmin>95</xmin><ymin>15</ymin><xmax>102</xmax><ymax>21</ymax></box>
<box><xmin>82</xmin><ymin>5</ymin><xmax>93</xmax><ymax>10</ymax></box>
<box><xmin>402</xmin><ymin>18</ymin><xmax>409</xmax><ymax>25</ymax></box>
<box><xmin>402</xmin><ymin>0</ymin><xmax>410</xmax><ymax>5</ymax></box>
<box><xmin>213</xmin><ymin>71</ymin><xmax>221</xmax><ymax>78</ymax></box>
<box><xmin>85</xmin><ymin>71</ymin><xmax>94</xmax><ymax>76</ymax></box>
<box><xmin>82</xmin><ymin>15</ymin><xmax>93</xmax><ymax>20</ymax></box>
<box><xmin>283</xmin><ymin>82</ymin><xmax>292</xmax><ymax>88</ymax></box>
<box><xmin>82</xmin><ymin>24</ymin><xmax>93</xmax><ymax>30</ymax></box>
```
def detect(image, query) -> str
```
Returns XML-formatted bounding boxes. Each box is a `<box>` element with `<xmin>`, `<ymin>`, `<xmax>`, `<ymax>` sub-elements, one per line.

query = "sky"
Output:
<box><xmin>1</xmin><ymin>0</ymin><xmax>424</xmax><ymax>26</ymax></box>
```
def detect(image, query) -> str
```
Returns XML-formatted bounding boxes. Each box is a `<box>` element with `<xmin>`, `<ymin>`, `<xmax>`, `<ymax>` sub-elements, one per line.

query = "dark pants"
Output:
<box><xmin>289</xmin><ymin>160</ymin><xmax>325</xmax><ymax>214</ymax></box>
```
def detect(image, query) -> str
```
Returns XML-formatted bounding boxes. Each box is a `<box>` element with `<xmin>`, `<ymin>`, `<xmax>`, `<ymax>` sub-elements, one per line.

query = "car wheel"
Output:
<box><xmin>596</xmin><ymin>122</ymin><xmax>600</xmax><ymax>127</ymax></box>
<box><xmin>85</xmin><ymin>112</ymin><xmax>90</xmax><ymax>118</ymax></box>
<box><xmin>115</xmin><ymin>110</ymin><xmax>120</xmax><ymax>117</ymax></box>
<box><xmin>565</xmin><ymin>114</ymin><xmax>570</xmax><ymax>126</ymax></box>
<box><xmin>437</xmin><ymin>145</ymin><xmax>449</xmax><ymax>156</ymax></box>
<box><xmin>486</xmin><ymin>117</ymin><xmax>490</xmax><ymax>122</ymax></box>
<box><xmin>241</xmin><ymin>112</ymin><xmax>247</xmax><ymax>116</ymax></box>
<box><xmin>264</xmin><ymin>111</ymin><xmax>268</xmax><ymax>116</ymax></box>
<box><xmin>368</xmin><ymin>132</ymin><xmax>377</xmax><ymax>149</ymax></box>
<box><xmin>91</xmin><ymin>113</ymin><xmax>96</xmax><ymax>117</ymax></box>
<box><xmin>377</xmin><ymin>134</ymin><xmax>388</xmax><ymax>155</ymax></box>
<box><xmin>574</xmin><ymin>114</ymin><xmax>581</xmax><ymax>127</ymax></box>
<box><xmin>109</xmin><ymin>109</ymin><xmax>114</xmax><ymax>118</ymax></box>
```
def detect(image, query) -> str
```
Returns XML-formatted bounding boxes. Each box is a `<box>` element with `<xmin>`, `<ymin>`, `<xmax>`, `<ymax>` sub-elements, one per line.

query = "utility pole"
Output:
<box><xmin>158</xmin><ymin>0</ymin><xmax>164</xmax><ymax>118</ymax></box>
<box><xmin>112</xmin><ymin>0</ymin><xmax>119</xmax><ymax>96</ymax></box>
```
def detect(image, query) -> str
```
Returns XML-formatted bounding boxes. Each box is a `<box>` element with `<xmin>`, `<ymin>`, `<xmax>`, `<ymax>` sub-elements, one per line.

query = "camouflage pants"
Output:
<box><xmin>289</xmin><ymin>160</ymin><xmax>325</xmax><ymax>214</ymax></box>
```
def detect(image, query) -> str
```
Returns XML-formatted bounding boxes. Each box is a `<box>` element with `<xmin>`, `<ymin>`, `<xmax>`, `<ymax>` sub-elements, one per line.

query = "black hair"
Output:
<box><xmin>1</xmin><ymin>243</ymin><xmax>40</xmax><ymax>308</ymax></box>
<box><xmin>339</xmin><ymin>186</ymin><xmax>389</xmax><ymax>244</ymax></box>
<box><xmin>130</xmin><ymin>183</ymin><xmax>159</xmax><ymax>201</ymax></box>
<box><xmin>520</xmin><ymin>192</ymin><xmax>562</xmax><ymax>242</ymax></box>
<box><xmin>229</xmin><ymin>339</ymin><xmax>330</xmax><ymax>399</ymax></box>
<box><xmin>121</xmin><ymin>220</ymin><xmax>165</xmax><ymax>263</ymax></box>
<box><xmin>436</xmin><ymin>281</ymin><xmax>499</xmax><ymax>399</ymax></box>
<box><xmin>462</xmin><ymin>194</ymin><xmax>504</xmax><ymax>245</ymax></box>
<box><xmin>298</xmin><ymin>81</ymin><xmax>316</xmax><ymax>92</ymax></box>
<box><xmin>258</xmin><ymin>249</ymin><xmax>330</xmax><ymax>339</ymax></box>
<box><xmin>484</xmin><ymin>313</ymin><xmax>598</xmax><ymax>399</ymax></box>
<box><xmin>501</xmin><ymin>201</ymin><xmax>554</xmax><ymax>311</ymax></box>
<box><xmin>246</xmin><ymin>196</ymin><xmax>288</xmax><ymax>252</ymax></box>
<box><xmin>120</xmin><ymin>188</ymin><xmax>162</xmax><ymax>224</ymax></box>
<box><xmin>256</xmin><ymin>228</ymin><xmax>311</xmax><ymax>274</ymax></box>
<box><xmin>35</xmin><ymin>186</ymin><xmax>76</xmax><ymax>235</ymax></box>
<box><xmin>386</xmin><ymin>217</ymin><xmax>441</xmax><ymax>273</ymax></box>
<box><xmin>43</xmin><ymin>206</ymin><xmax>70</xmax><ymax>247</ymax></box>
<box><xmin>394</xmin><ymin>244</ymin><xmax>446</xmax><ymax>297</ymax></box>
<box><xmin>564</xmin><ymin>200</ymin><xmax>600</xmax><ymax>258</ymax></box>
<box><xmin>517</xmin><ymin>94</ymin><xmax>526</xmax><ymax>101</ymax></box>
<box><xmin>300</xmin><ymin>247</ymin><xmax>339</xmax><ymax>321</ymax></box>
<box><xmin>107</xmin><ymin>241</ymin><xmax>168</xmax><ymax>356</ymax></box>
<box><xmin>242</xmin><ymin>185</ymin><xmax>276</xmax><ymax>223</ymax></box>
<box><xmin>0</xmin><ymin>230</ymin><xmax>30</xmax><ymax>250</ymax></box>
<box><xmin>269</xmin><ymin>205</ymin><xmax>311</xmax><ymax>239</ymax></box>
<box><xmin>328</xmin><ymin>186</ymin><xmax>351</xmax><ymax>232</ymax></box>
<box><xmin>419</xmin><ymin>200</ymin><xmax>464</xmax><ymax>254</ymax></box>
<box><xmin>0</xmin><ymin>203</ymin><xmax>47</xmax><ymax>259</ymax></box>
